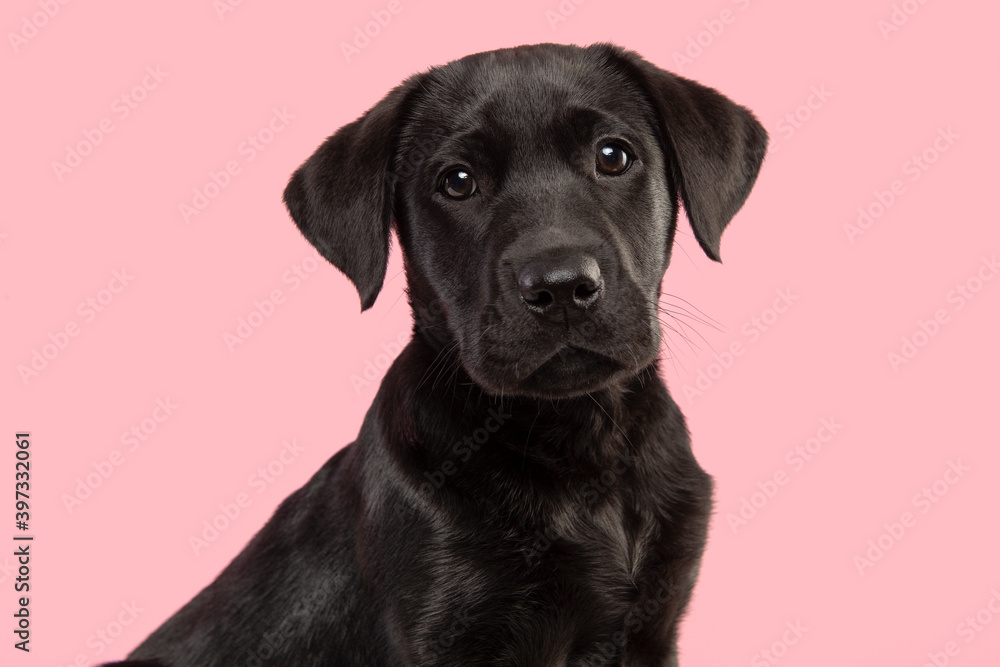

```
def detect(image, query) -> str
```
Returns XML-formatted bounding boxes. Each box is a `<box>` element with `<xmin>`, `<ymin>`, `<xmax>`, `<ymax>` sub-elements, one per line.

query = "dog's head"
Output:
<box><xmin>284</xmin><ymin>43</ymin><xmax>766</xmax><ymax>399</ymax></box>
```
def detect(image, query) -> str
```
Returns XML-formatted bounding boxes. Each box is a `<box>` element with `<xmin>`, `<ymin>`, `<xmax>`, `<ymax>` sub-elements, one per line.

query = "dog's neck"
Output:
<box><xmin>363</xmin><ymin>332</ymin><xmax>695</xmax><ymax>530</ymax></box>
<box><xmin>382</xmin><ymin>331</ymin><xmax>675</xmax><ymax>471</ymax></box>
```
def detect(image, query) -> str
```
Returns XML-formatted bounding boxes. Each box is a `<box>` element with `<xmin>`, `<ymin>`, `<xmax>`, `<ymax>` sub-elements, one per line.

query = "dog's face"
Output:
<box><xmin>284</xmin><ymin>43</ymin><xmax>766</xmax><ymax>399</ymax></box>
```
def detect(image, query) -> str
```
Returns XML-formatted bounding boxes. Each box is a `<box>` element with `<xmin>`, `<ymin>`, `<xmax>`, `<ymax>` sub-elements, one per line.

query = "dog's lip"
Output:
<box><xmin>503</xmin><ymin>343</ymin><xmax>628</xmax><ymax>397</ymax></box>
<box><xmin>552</xmin><ymin>343</ymin><xmax>592</xmax><ymax>357</ymax></box>
<box><xmin>520</xmin><ymin>344</ymin><xmax>619</xmax><ymax>380</ymax></box>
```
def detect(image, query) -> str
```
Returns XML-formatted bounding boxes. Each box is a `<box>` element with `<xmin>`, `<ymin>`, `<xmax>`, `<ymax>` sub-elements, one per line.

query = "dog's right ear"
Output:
<box><xmin>283</xmin><ymin>78</ymin><xmax>421</xmax><ymax>311</ymax></box>
<box><xmin>594</xmin><ymin>45</ymin><xmax>767</xmax><ymax>262</ymax></box>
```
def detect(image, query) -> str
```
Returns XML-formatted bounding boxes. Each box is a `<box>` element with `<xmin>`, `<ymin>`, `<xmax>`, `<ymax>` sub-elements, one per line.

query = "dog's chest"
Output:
<box><xmin>526</xmin><ymin>491</ymin><xmax>655</xmax><ymax>584</ymax></box>
<box><xmin>494</xmin><ymin>497</ymin><xmax>669</xmax><ymax>662</ymax></box>
<box><xmin>402</xmin><ymin>492</ymin><xmax>670</xmax><ymax>665</ymax></box>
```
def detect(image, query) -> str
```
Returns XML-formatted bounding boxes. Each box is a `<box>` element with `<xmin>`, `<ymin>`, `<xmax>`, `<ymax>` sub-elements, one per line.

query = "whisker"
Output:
<box><xmin>659</xmin><ymin>293</ymin><xmax>723</xmax><ymax>328</ymax></box>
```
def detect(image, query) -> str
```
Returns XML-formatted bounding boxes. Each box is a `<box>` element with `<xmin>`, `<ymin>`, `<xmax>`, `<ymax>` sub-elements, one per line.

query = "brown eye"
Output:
<box><xmin>441</xmin><ymin>168</ymin><xmax>477</xmax><ymax>199</ymax></box>
<box><xmin>596</xmin><ymin>144</ymin><xmax>631</xmax><ymax>175</ymax></box>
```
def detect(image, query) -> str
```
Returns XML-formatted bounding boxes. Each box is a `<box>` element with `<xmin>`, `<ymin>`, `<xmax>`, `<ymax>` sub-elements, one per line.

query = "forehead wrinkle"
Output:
<box><xmin>406</xmin><ymin>48</ymin><xmax>652</xmax><ymax>139</ymax></box>
<box><xmin>397</xmin><ymin>51</ymin><xmax>659</xmax><ymax>188</ymax></box>
<box><xmin>562</xmin><ymin>106</ymin><xmax>644</xmax><ymax>139</ymax></box>
<box><xmin>475</xmin><ymin>78</ymin><xmax>652</xmax><ymax>150</ymax></box>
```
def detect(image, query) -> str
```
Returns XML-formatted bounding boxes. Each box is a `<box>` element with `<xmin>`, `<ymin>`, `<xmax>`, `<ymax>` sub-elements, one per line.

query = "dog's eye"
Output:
<box><xmin>596</xmin><ymin>144</ymin><xmax>631</xmax><ymax>175</ymax></box>
<box><xmin>440</xmin><ymin>168</ymin><xmax>477</xmax><ymax>200</ymax></box>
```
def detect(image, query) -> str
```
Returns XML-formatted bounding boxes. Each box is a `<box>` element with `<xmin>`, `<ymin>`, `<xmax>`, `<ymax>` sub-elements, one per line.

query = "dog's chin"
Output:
<box><xmin>466</xmin><ymin>345</ymin><xmax>645</xmax><ymax>400</ymax></box>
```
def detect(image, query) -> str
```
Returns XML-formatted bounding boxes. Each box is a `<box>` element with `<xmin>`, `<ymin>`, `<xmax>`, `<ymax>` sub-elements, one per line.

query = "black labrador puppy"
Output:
<box><xmin>117</xmin><ymin>42</ymin><xmax>766</xmax><ymax>666</ymax></box>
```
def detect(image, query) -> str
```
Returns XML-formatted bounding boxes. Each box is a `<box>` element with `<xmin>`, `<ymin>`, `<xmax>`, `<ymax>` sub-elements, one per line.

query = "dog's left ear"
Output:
<box><xmin>283</xmin><ymin>78</ymin><xmax>422</xmax><ymax>311</ymax></box>
<box><xmin>601</xmin><ymin>46</ymin><xmax>768</xmax><ymax>261</ymax></box>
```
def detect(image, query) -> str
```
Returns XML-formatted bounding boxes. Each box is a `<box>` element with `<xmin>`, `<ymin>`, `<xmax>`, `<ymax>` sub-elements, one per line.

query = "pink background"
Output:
<box><xmin>3</xmin><ymin>0</ymin><xmax>999</xmax><ymax>664</ymax></box>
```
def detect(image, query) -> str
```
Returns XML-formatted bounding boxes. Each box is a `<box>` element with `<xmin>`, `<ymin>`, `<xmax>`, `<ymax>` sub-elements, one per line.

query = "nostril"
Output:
<box><xmin>519</xmin><ymin>268</ymin><xmax>555</xmax><ymax>311</ymax></box>
<box><xmin>527</xmin><ymin>290</ymin><xmax>554</xmax><ymax>308</ymax></box>
<box><xmin>518</xmin><ymin>254</ymin><xmax>603</xmax><ymax>313</ymax></box>
<box><xmin>573</xmin><ymin>282</ymin><xmax>599</xmax><ymax>303</ymax></box>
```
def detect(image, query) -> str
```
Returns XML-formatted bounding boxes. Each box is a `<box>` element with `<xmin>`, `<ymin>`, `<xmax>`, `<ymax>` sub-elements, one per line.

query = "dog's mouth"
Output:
<box><xmin>476</xmin><ymin>343</ymin><xmax>634</xmax><ymax>399</ymax></box>
<box><xmin>455</xmin><ymin>291</ymin><xmax>662</xmax><ymax>399</ymax></box>
<box><xmin>527</xmin><ymin>344</ymin><xmax>617</xmax><ymax>376</ymax></box>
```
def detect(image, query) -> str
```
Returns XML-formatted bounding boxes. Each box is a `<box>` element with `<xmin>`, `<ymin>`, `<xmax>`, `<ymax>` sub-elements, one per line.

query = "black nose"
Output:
<box><xmin>518</xmin><ymin>254</ymin><xmax>603</xmax><ymax>314</ymax></box>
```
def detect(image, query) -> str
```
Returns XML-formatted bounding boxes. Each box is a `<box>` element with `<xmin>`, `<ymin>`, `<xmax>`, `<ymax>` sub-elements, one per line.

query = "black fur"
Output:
<box><xmin>117</xmin><ymin>43</ymin><xmax>766</xmax><ymax>666</ymax></box>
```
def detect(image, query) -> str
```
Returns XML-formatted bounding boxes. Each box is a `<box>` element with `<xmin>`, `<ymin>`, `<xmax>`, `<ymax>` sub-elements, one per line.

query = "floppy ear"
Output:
<box><xmin>283</xmin><ymin>80</ymin><xmax>419</xmax><ymax>311</ymax></box>
<box><xmin>603</xmin><ymin>46</ymin><xmax>768</xmax><ymax>261</ymax></box>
